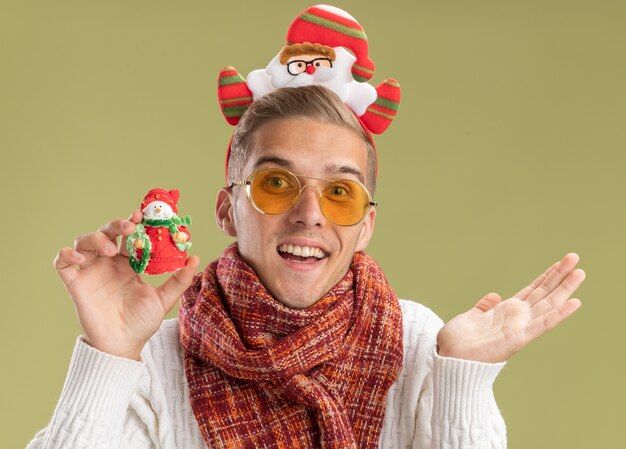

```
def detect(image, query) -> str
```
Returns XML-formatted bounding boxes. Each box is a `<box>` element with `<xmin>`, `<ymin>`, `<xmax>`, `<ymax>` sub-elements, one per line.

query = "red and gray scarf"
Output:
<box><xmin>179</xmin><ymin>244</ymin><xmax>403</xmax><ymax>448</ymax></box>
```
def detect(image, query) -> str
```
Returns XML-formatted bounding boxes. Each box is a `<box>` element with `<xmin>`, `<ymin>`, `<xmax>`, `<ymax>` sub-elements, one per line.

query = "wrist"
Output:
<box><xmin>82</xmin><ymin>337</ymin><xmax>143</xmax><ymax>361</ymax></box>
<box><xmin>436</xmin><ymin>341</ymin><xmax>507</xmax><ymax>363</ymax></box>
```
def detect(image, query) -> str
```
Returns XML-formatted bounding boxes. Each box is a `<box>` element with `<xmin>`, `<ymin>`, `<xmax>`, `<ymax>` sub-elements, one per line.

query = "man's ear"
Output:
<box><xmin>354</xmin><ymin>206</ymin><xmax>376</xmax><ymax>252</ymax></box>
<box><xmin>215</xmin><ymin>188</ymin><xmax>237</xmax><ymax>237</ymax></box>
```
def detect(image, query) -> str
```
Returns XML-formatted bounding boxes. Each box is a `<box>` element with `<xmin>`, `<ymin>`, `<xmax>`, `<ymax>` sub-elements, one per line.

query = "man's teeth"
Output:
<box><xmin>278</xmin><ymin>244</ymin><xmax>326</xmax><ymax>259</ymax></box>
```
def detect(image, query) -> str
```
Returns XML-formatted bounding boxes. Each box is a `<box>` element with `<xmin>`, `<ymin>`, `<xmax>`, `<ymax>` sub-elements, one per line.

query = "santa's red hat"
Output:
<box><xmin>286</xmin><ymin>4</ymin><xmax>375</xmax><ymax>82</ymax></box>
<box><xmin>141</xmin><ymin>188</ymin><xmax>180</xmax><ymax>214</ymax></box>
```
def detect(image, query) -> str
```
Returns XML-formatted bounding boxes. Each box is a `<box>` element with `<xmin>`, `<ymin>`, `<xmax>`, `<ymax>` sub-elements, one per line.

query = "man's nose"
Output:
<box><xmin>289</xmin><ymin>185</ymin><xmax>325</xmax><ymax>227</ymax></box>
<box><xmin>305</xmin><ymin>64</ymin><xmax>316</xmax><ymax>75</ymax></box>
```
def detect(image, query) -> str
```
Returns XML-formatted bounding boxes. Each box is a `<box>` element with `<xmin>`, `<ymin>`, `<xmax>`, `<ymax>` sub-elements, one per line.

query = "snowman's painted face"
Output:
<box><xmin>143</xmin><ymin>201</ymin><xmax>175</xmax><ymax>219</ymax></box>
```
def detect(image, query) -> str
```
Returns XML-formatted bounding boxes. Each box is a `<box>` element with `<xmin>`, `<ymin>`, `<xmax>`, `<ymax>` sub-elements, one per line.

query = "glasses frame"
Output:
<box><xmin>229</xmin><ymin>167</ymin><xmax>378</xmax><ymax>227</ymax></box>
<box><xmin>286</xmin><ymin>58</ymin><xmax>334</xmax><ymax>76</ymax></box>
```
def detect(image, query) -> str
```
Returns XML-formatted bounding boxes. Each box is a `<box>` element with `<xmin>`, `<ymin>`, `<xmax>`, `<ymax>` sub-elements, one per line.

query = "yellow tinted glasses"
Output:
<box><xmin>230</xmin><ymin>167</ymin><xmax>377</xmax><ymax>226</ymax></box>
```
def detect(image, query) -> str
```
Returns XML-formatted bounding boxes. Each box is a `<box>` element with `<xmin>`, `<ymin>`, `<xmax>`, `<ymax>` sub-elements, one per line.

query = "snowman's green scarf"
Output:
<box><xmin>127</xmin><ymin>215</ymin><xmax>192</xmax><ymax>274</ymax></box>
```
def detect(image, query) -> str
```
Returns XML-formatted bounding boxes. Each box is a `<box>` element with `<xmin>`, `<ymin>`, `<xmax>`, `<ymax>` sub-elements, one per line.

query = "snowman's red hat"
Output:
<box><xmin>286</xmin><ymin>4</ymin><xmax>375</xmax><ymax>82</ymax></box>
<box><xmin>141</xmin><ymin>188</ymin><xmax>180</xmax><ymax>214</ymax></box>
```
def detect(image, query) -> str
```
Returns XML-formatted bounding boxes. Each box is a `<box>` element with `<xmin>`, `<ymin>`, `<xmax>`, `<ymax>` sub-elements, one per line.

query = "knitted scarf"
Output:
<box><xmin>179</xmin><ymin>244</ymin><xmax>403</xmax><ymax>448</ymax></box>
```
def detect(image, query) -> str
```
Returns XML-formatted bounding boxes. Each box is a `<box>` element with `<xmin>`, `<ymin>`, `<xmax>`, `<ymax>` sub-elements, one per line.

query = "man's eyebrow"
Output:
<box><xmin>324</xmin><ymin>163</ymin><xmax>365</xmax><ymax>184</ymax></box>
<box><xmin>251</xmin><ymin>156</ymin><xmax>365</xmax><ymax>183</ymax></box>
<box><xmin>252</xmin><ymin>155</ymin><xmax>294</xmax><ymax>170</ymax></box>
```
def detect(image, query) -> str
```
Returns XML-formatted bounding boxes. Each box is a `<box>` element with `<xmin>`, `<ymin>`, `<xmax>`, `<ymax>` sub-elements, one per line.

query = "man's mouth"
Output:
<box><xmin>277</xmin><ymin>244</ymin><xmax>327</xmax><ymax>263</ymax></box>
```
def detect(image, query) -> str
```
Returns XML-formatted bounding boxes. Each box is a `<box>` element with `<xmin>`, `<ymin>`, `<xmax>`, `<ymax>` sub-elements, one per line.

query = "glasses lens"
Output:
<box><xmin>312</xmin><ymin>58</ymin><xmax>333</xmax><ymax>69</ymax></box>
<box><xmin>321</xmin><ymin>179</ymin><xmax>370</xmax><ymax>225</ymax></box>
<box><xmin>287</xmin><ymin>60</ymin><xmax>307</xmax><ymax>75</ymax></box>
<box><xmin>249</xmin><ymin>168</ymin><xmax>300</xmax><ymax>214</ymax></box>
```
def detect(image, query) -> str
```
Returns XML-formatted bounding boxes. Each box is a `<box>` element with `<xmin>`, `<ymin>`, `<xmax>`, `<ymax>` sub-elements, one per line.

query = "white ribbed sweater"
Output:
<box><xmin>27</xmin><ymin>300</ymin><xmax>506</xmax><ymax>449</ymax></box>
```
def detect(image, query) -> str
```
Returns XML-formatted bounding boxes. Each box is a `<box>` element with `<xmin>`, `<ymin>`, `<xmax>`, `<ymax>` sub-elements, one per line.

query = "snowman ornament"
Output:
<box><xmin>127</xmin><ymin>188</ymin><xmax>192</xmax><ymax>275</ymax></box>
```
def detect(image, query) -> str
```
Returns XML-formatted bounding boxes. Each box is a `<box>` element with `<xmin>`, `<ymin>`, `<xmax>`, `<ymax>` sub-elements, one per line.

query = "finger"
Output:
<box><xmin>74</xmin><ymin>231</ymin><xmax>119</xmax><ymax>262</ymax></box>
<box><xmin>119</xmin><ymin>210</ymin><xmax>144</xmax><ymax>257</ymax></box>
<box><xmin>525</xmin><ymin>253</ymin><xmax>580</xmax><ymax>306</ymax></box>
<box><xmin>128</xmin><ymin>209</ymin><xmax>143</xmax><ymax>224</ymax></box>
<box><xmin>526</xmin><ymin>298</ymin><xmax>582</xmax><ymax>342</ymax></box>
<box><xmin>472</xmin><ymin>292</ymin><xmax>502</xmax><ymax>313</ymax></box>
<box><xmin>53</xmin><ymin>247</ymin><xmax>85</xmax><ymax>285</ymax></box>
<box><xmin>514</xmin><ymin>261</ymin><xmax>559</xmax><ymax>300</ymax></box>
<box><xmin>531</xmin><ymin>268</ymin><xmax>586</xmax><ymax>318</ymax></box>
<box><xmin>97</xmin><ymin>217</ymin><xmax>136</xmax><ymax>242</ymax></box>
<box><xmin>156</xmin><ymin>256</ymin><xmax>201</xmax><ymax>313</ymax></box>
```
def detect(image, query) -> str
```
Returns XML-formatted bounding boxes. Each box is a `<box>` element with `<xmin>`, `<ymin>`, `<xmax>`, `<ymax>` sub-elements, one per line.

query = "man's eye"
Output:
<box><xmin>315</xmin><ymin>61</ymin><xmax>321</xmax><ymax>67</ymax></box>
<box><xmin>330</xmin><ymin>185</ymin><xmax>347</xmax><ymax>196</ymax></box>
<box><xmin>298</xmin><ymin>62</ymin><xmax>303</xmax><ymax>68</ymax></box>
<box><xmin>267</xmin><ymin>177</ymin><xmax>286</xmax><ymax>188</ymax></box>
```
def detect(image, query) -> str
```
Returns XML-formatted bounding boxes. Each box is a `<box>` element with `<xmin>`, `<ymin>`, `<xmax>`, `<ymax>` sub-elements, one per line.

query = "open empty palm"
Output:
<box><xmin>437</xmin><ymin>253</ymin><xmax>585</xmax><ymax>363</ymax></box>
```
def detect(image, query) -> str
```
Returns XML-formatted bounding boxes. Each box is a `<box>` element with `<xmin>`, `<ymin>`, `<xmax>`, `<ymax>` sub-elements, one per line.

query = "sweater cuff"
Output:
<box><xmin>55</xmin><ymin>336</ymin><xmax>146</xmax><ymax>426</ymax></box>
<box><xmin>431</xmin><ymin>350</ymin><xmax>506</xmax><ymax>427</ymax></box>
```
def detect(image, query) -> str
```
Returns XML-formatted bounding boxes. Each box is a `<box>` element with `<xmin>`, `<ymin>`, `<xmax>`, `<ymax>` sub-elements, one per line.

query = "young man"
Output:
<box><xmin>29</xmin><ymin>86</ymin><xmax>585</xmax><ymax>449</ymax></box>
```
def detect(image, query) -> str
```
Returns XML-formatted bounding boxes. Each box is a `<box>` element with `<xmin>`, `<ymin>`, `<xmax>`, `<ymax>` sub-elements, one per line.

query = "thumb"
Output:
<box><xmin>156</xmin><ymin>256</ymin><xmax>201</xmax><ymax>313</ymax></box>
<box><xmin>473</xmin><ymin>292</ymin><xmax>502</xmax><ymax>313</ymax></box>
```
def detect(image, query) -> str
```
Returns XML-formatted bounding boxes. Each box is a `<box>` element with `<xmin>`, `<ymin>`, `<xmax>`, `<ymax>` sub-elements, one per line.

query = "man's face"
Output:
<box><xmin>216</xmin><ymin>118</ymin><xmax>376</xmax><ymax>309</ymax></box>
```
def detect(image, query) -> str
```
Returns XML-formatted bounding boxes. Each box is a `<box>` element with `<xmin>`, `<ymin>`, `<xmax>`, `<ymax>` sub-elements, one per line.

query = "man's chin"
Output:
<box><xmin>268</xmin><ymin>273</ymin><xmax>331</xmax><ymax>309</ymax></box>
<box><xmin>272</xmin><ymin>272</ymin><xmax>350</xmax><ymax>310</ymax></box>
<box><xmin>273</xmin><ymin>287</ymin><xmax>326</xmax><ymax>309</ymax></box>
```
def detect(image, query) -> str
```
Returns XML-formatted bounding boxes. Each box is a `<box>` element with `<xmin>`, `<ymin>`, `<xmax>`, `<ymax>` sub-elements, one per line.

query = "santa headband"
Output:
<box><xmin>217</xmin><ymin>4</ymin><xmax>401</xmax><ymax>179</ymax></box>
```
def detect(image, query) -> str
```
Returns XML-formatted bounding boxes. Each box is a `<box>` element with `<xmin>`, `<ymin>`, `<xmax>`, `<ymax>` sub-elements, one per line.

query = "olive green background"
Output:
<box><xmin>1</xmin><ymin>0</ymin><xmax>624</xmax><ymax>447</ymax></box>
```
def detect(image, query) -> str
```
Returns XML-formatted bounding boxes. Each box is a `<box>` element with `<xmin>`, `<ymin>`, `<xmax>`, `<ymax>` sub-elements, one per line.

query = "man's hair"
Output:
<box><xmin>228</xmin><ymin>85</ymin><xmax>377</xmax><ymax>194</ymax></box>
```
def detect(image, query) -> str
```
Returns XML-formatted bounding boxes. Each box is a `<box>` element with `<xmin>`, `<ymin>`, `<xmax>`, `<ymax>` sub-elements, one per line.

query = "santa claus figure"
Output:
<box><xmin>127</xmin><ymin>188</ymin><xmax>192</xmax><ymax>275</ymax></box>
<box><xmin>218</xmin><ymin>4</ymin><xmax>400</xmax><ymax>134</ymax></box>
<box><xmin>247</xmin><ymin>41</ymin><xmax>377</xmax><ymax>117</ymax></box>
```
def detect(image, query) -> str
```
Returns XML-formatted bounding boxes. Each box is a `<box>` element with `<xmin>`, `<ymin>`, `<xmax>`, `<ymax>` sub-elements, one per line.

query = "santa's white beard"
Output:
<box><xmin>277</xmin><ymin>67</ymin><xmax>334</xmax><ymax>87</ymax></box>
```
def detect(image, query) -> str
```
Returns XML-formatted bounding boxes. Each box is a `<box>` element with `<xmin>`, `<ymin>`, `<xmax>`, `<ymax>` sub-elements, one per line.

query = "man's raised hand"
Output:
<box><xmin>53</xmin><ymin>210</ymin><xmax>200</xmax><ymax>360</ymax></box>
<box><xmin>436</xmin><ymin>253</ymin><xmax>585</xmax><ymax>363</ymax></box>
